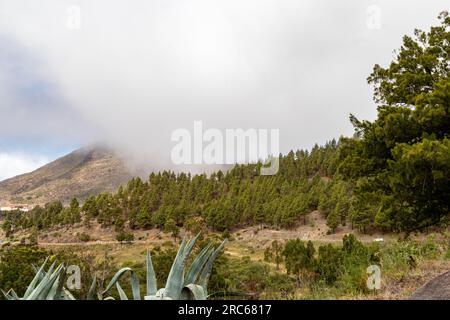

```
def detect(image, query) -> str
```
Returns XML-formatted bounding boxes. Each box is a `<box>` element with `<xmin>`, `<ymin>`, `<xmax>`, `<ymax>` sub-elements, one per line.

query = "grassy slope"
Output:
<box><xmin>24</xmin><ymin>217</ymin><xmax>449</xmax><ymax>300</ymax></box>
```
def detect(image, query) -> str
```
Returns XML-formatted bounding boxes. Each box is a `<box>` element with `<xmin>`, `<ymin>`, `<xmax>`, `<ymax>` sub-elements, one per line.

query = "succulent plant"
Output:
<box><xmin>102</xmin><ymin>235</ymin><xmax>227</xmax><ymax>300</ymax></box>
<box><xmin>2</xmin><ymin>235</ymin><xmax>226</xmax><ymax>300</ymax></box>
<box><xmin>1</xmin><ymin>257</ymin><xmax>96</xmax><ymax>300</ymax></box>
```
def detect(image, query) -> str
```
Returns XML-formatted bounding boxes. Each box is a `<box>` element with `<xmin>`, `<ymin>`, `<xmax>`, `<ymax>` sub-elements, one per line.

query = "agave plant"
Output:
<box><xmin>1</xmin><ymin>257</ymin><xmax>97</xmax><ymax>300</ymax></box>
<box><xmin>102</xmin><ymin>235</ymin><xmax>227</xmax><ymax>300</ymax></box>
<box><xmin>2</xmin><ymin>235</ymin><xmax>225</xmax><ymax>300</ymax></box>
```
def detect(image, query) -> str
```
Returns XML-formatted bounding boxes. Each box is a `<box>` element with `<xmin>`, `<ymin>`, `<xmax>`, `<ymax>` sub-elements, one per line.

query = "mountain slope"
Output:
<box><xmin>0</xmin><ymin>147</ymin><xmax>135</xmax><ymax>206</ymax></box>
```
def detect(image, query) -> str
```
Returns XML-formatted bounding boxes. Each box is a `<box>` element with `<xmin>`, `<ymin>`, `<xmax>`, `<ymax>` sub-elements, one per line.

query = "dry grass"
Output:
<box><xmin>231</xmin><ymin>211</ymin><xmax>402</xmax><ymax>250</ymax></box>
<box><xmin>375</xmin><ymin>260</ymin><xmax>450</xmax><ymax>300</ymax></box>
<box><xmin>31</xmin><ymin>226</ymin><xmax>450</xmax><ymax>300</ymax></box>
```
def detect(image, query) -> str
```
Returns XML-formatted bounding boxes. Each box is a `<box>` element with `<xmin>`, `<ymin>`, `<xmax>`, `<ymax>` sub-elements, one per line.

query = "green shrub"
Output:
<box><xmin>0</xmin><ymin>245</ymin><xmax>97</xmax><ymax>300</ymax></box>
<box><xmin>380</xmin><ymin>240</ymin><xmax>420</xmax><ymax>273</ymax></box>
<box><xmin>78</xmin><ymin>232</ymin><xmax>91</xmax><ymax>242</ymax></box>
<box><xmin>316</xmin><ymin>244</ymin><xmax>342</xmax><ymax>285</ymax></box>
<box><xmin>116</xmin><ymin>231</ymin><xmax>134</xmax><ymax>243</ymax></box>
<box><xmin>282</xmin><ymin>239</ymin><xmax>315</xmax><ymax>281</ymax></box>
<box><xmin>419</xmin><ymin>235</ymin><xmax>441</xmax><ymax>259</ymax></box>
<box><xmin>0</xmin><ymin>245</ymin><xmax>48</xmax><ymax>299</ymax></box>
<box><xmin>444</xmin><ymin>248</ymin><xmax>450</xmax><ymax>260</ymax></box>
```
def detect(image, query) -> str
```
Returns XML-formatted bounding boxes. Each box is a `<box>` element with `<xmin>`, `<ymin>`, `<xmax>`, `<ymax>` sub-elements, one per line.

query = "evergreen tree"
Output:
<box><xmin>339</xmin><ymin>12</ymin><xmax>450</xmax><ymax>233</ymax></box>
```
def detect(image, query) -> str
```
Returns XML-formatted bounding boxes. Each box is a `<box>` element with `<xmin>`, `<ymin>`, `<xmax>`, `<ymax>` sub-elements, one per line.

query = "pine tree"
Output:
<box><xmin>326</xmin><ymin>205</ymin><xmax>339</xmax><ymax>234</ymax></box>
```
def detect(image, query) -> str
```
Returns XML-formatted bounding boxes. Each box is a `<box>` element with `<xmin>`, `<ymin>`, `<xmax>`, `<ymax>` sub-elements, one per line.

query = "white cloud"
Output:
<box><xmin>0</xmin><ymin>152</ymin><xmax>49</xmax><ymax>181</ymax></box>
<box><xmin>0</xmin><ymin>0</ymin><xmax>448</xmax><ymax>171</ymax></box>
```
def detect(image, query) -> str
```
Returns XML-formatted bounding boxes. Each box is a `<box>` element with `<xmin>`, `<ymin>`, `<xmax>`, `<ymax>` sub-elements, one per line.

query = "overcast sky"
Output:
<box><xmin>0</xmin><ymin>0</ymin><xmax>448</xmax><ymax>180</ymax></box>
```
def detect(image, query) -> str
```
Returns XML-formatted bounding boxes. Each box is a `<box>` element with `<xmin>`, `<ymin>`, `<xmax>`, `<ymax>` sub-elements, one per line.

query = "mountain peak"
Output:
<box><xmin>0</xmin><ymin>146</ymin><xmax>134</xmax><ymax>207</ymax></box>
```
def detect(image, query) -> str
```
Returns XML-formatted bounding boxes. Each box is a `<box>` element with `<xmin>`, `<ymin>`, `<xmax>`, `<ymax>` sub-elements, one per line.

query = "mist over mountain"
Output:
<box><xmin>0</xmin><ymin>144</ymin><xmax>235</xmax><ymax>207</ymax></box>
<box><xmin>0</xmin><ymin>146</ymin><xmax>137</xmax><ymax>206</ymax></box>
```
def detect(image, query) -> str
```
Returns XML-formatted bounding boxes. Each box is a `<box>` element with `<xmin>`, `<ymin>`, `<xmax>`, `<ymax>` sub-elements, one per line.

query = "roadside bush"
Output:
<box><xmin>0</xmin><ymin>245</ymin><xmax>97</xmax><ymax>300</ymax></box>
<box><xmin>380</xmin><ymin>240</ymin><xmax>420</xmax><ymax>274</ymax></box>
<box><xmin>281</xmin><ymin>235</ymin><xmax>383</xmax><ymax>294</ymax></box>
<box><xmin>316</xmin><ymin>244</ymin><xmax>342</xmax><ymax>285</ymax></box>
<box><xmin>116</xmin><ymin>231</ymin><xmax>134</xmax><ymax>243</ymax></box>
<box><xmin>282</xmin><ymin>239</ymin><xmax>315</xmax><ymax>282</ymax></box>
<box><xmin>0</xmin><ymin>245</ymin><xmax>47</xmax><ymax>299</ymax></box>
<box><xmin>208</xmin><ymin>255</ymin><xmax>295</xmax><ymax>299</ymax></box>
<box><xmin>78</xmin><ymin>232</ymin><xmax>91</xmax><ymax>242</ymax></box>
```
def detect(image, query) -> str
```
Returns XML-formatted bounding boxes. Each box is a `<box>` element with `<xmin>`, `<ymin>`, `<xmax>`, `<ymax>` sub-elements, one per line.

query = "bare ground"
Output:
<box><xmin>232</xmin><ymin>211</ymin><xmax>400</xmax><ymax>250</ymax></box>
<box><xmin>2</xmin><ymin>210</ymin><xmax>441</xmax><ymax>247</ymax></box>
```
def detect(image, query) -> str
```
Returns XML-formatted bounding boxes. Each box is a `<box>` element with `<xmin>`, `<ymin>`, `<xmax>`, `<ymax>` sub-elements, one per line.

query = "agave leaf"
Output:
<box><xmin>2</xmin><ymin>288</ymin><xmax>19</xmax><ymax>300</ymax></box>
<box><xmin>48</xmin><ymin>270</ymin><xmax>69</xmax><ymax>300</ymax></box>
<box><xmin>25</xmin><ymin>261</ymin><xmax>58</xmax><ymax>300</ymax></box>
<box><xmin>167</xmin><ymin>235</ymin><xmax>201</xmax><ymax>297</ymax></box>
<box><xmin>38</xmin><ymin>263</ymin><xmax>75</xmax><ymax>300</ymax></box>
<box><xmin>102</xmin><ymin>267</ymin><xmax>133</xmax><ymax>294</ymax></box>
<box><xmin>146</xmin><ymin>251</ymin><xmax>157</xmax><ymax>296</ymax></box>
<box><xmin>197</xmin><ymin>239</ymin><xmax>227</xmax><ymax>294</ymax></box>
<box><xmin>23</xmin><ymin>257</ymin><xmax>49</xmax><ymax>298</ymax></box>
<box><xmin>181</xmin><ymin>284</ymin><xmax>207</xmax><ymax>300</ymax></box>
<box><xmin>183</xmin><ymin>233</ymin><xmax>200</xmax><ymax>258</ymax></box>
<box><xmin>47</xmin><ymin>275</ymin><xmax>62</xmax><ymax>300</ymax></box>
<box><xmin>156</xmin><ymin>288</ymin><xmax>166</xmax><ymax>299</ymax></box>
<box><xmin>87</xmin><ymin>275</ymin><xmax>97</xmax><ymax>300</ymax></box>
<box><xmin>116</xmin><ymin>282</ymin><xmax>128</xmax><ymax>300</ymax></box>
<box><xmin>130</xmin><ymin>271</ymin><xmax>141</xmax><ymax>300</ymax></box>
<box><xmin>1</xmin><ymin>289</ymin><xmax>11</xmax><ymax>300</ymax></box>
<box><xmin>62</xmin><ymin>287</ymin><xmax>77</xmax><ymax>300</ymax></box>
<box><xmin>104</xmin><ymin>296</ymin><xmax>115</xmax><ymax>300</ymax></box>
<box><xmin>155</xmin><ymin>288</ymin><xmax>172</xmax><ymax>300</ymax></box>
<box><xmin>184</xmin><ymin>243</ymin><xmax>213</xmax><ymax>286</ymax></box>
<box><xmin>53</xmin><ymin>265</ymin><xmax>70</xmax><ymax>300</ymax></box>
<box><xmin>27</xmin><ymin>273</ymin><xmax>53</xmax><ymax>299</ymax></box>
<box><xmin>46</xmin><ymin>263</ymin><xmax>66</xmax><ymax>298</ymax></box>
<box><xmin>35</xmin><ymin>263</ymin><xmax>65</xmax><ymax>300</ymax></box>
<box><xmin>46</xmin><ymin>261</ymin><xmax>57</xmax><ymax>276</ymax></box>
<box><xmin>164</xmin><ymin>237</ymin><xmax>188</xmax><ymax>299</ymax></box>
<box><xmin>102</xmin><ymin>267</ymin><xmax>141</xmax><ymax>300</ymax></box>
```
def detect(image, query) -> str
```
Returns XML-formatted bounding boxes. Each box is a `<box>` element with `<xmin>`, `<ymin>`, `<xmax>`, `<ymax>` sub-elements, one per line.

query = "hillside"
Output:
<box><xmin>0</xmin><ymin>147</ymin><xmax>135</xmax><ymax>206</ymax></box>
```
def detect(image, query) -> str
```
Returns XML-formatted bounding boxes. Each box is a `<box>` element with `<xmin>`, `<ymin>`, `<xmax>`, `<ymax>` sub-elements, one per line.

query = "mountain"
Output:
<box><xmin>0</xmin><ymin>147</ymin><xmax>136</xmax><ymax>207</ymax></box>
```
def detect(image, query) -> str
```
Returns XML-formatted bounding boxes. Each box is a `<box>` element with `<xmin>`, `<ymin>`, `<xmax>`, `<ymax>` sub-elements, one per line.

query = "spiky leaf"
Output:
<box><xmin>181</xmin><ymin>284</ymin><xmax>207</xmax><ymax>300</ymax></box>
<box><xmin>102</xmin><ymin>267</ymin><xmax>141</xmax><ymax>300</ymax></box>
<box><xmin>146</xmin><ymin>251</ymin><xmax>157</xmax><ymax>296</ymax></box>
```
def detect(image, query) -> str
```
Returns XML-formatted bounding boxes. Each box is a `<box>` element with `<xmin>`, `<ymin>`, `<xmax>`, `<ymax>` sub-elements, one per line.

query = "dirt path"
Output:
<box><xmin>38</xmin><ymin>240</ymin><xmax>155</xmax><ymax>246</ymax></box>
<box><xmin>410</xmin><ymin>270</ymin><xmax>450</xmax><ymax>300</ymax></box>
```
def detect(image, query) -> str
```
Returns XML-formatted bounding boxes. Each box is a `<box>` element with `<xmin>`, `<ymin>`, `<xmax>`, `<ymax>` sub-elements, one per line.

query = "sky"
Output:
<box><xmin>0</xmin><ymin>0</ymin><xmax>448</xmax><ymax>180</ymax></box>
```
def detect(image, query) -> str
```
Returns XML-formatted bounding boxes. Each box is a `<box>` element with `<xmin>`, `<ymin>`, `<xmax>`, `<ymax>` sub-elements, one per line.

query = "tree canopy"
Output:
<box><xmin>339</xmin><ymin>11</ymin><xmax>450</xmax><ymax>233</ymax></box>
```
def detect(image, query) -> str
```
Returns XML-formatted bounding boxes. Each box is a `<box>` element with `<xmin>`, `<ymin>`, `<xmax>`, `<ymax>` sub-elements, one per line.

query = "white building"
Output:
<box><xmin>0</xmin><ymin>206</ymin><xmax>30</xmax><ymax>212</ymax></box>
